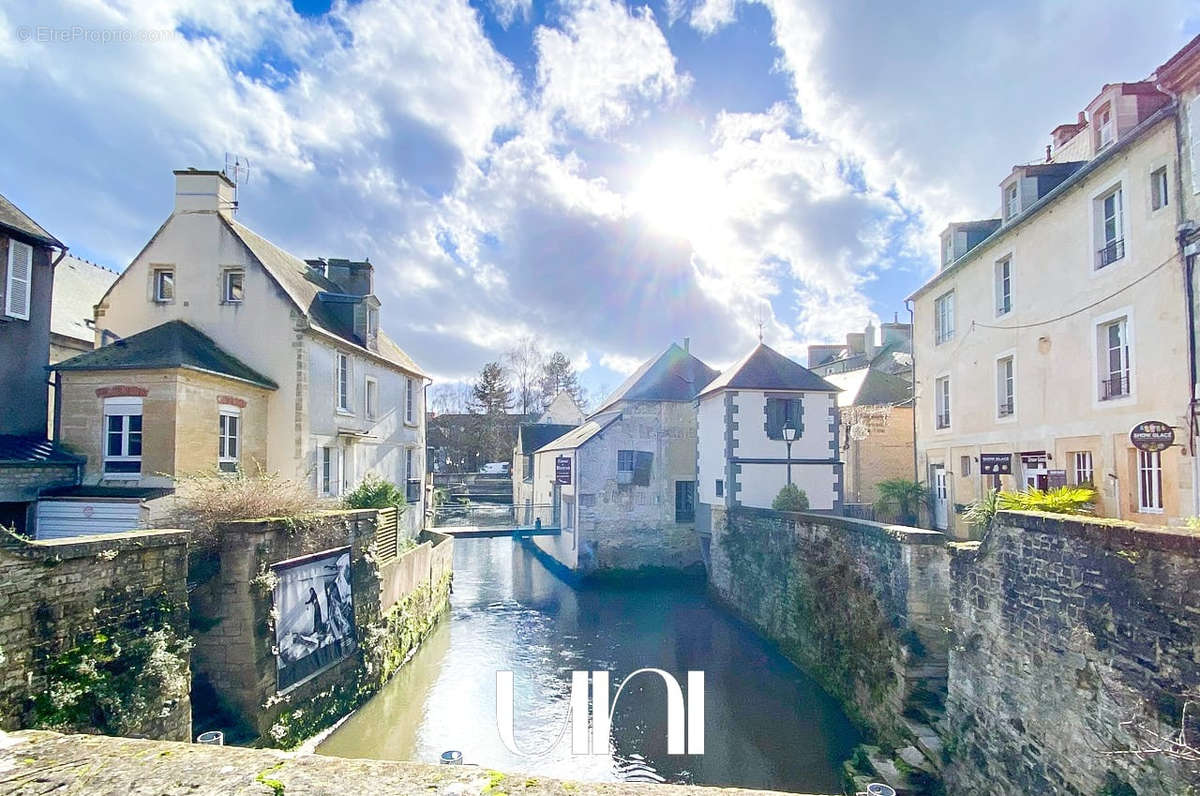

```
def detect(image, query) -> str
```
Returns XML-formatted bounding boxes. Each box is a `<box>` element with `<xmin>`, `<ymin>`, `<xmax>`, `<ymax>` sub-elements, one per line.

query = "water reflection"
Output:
<box><xmin>318</xmin><ymin>537</ymin><xmax>859</xmax><ymax>792</ymax></box>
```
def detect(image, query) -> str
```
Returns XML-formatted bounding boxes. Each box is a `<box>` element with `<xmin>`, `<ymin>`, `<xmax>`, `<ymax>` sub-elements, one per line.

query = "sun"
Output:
<box><xmin>629</xmin><ymin>150</ymin><xmax>722</xmax><ymax>243</ymax></box>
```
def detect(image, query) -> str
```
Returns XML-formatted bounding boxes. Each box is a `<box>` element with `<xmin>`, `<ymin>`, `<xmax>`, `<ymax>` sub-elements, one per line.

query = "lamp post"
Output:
<box><xmin>783</xmin><ymin>423</ymin><xmax>797</xmax><ymax>486</ymax></box>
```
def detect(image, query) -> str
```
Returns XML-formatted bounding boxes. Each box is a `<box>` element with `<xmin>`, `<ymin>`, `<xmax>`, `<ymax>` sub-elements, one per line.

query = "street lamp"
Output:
<box><xmin>782</xmin><ymin>423</ymin><xmax>797</xmax><ymax>486</ymax></box>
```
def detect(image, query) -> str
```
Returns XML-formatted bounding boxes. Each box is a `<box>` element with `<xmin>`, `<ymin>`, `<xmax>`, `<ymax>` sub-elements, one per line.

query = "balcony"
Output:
<box><xmin>1100</xmin><ymin>373</ymin><xmax>1130</xmax><ymax>401</ymax></box>
<box><xmin>1097</xmin><ymin>238</ymin><xmax>1125</xmax><ymax>269</ymax></box>
<box><xmin>998</xmin><ymin>399</ymin><xmax>1014</xmax><ymax>417</ymax></box>
<box><xmin>935</xmin><ymin>412</ymin><xmax>951</xmax><ymax>430</ymax></box>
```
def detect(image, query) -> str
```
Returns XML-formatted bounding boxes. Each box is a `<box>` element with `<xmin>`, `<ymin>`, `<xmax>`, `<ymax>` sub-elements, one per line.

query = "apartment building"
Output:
<box><xmin>912</xmin><ymin>74</ymin><xmax>1190</xmax><ymax>537</ymax></box>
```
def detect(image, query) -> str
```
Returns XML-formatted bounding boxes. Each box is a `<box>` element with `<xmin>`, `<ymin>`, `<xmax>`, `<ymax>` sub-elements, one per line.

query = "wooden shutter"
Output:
<box><xmin>766</xmin><ymin>398</ymin><xmax>783</xmax><ymax>439</ymax></box>
<box><xmin>5</xmin><ymin>239</ymin><xmax>32</xmax><ymax>320</ymax></box>
<box><xmin>633</xmin><ymin>451</ymin><xmax>653</xmax><ymax>486</ymax></box>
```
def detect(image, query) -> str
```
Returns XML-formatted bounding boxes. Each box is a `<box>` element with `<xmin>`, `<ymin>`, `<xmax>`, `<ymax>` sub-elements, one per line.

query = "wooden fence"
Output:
<box><xmin>375</xmin><ymin>507</ymin><xmax>399</xmax><ymax>562</ymax></box>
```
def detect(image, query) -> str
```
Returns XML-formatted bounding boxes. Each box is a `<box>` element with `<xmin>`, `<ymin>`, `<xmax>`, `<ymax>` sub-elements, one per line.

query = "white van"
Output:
<box><xmin>480</xmin><ymin>462</ymin><xmax>511</xmax><ymax>475</ymax></box>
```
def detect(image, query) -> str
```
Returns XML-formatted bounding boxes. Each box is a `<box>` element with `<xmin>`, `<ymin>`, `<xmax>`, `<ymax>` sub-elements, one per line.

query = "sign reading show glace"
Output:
<box><xmin>1130</xmin><ymin>421</ymin><xmax>1174</xmax><ymax>453</ymax></box>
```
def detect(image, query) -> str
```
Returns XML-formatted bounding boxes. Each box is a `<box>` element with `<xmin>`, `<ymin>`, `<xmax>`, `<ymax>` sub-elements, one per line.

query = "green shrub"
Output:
<box><xmin>874</xmin><ymin>477</ymin><xmax>927</xmax><ymax>525</ymax></box>
<box><xmin>343</xmin><ymin>474</ymin><xmax>408</xmax><ymax>513</ymax></box>
<box><xmin>772</xmin><ymin>483</ymin><xmax>810</xmax><ymax>512</ymax></box>
<box><xmin>964</xmin><ymin>485</ymin><xmax>1096</xmax><ymax>528</ymax></box>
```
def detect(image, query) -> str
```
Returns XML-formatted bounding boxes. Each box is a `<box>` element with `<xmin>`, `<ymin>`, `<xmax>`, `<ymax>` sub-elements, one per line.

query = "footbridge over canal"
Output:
<box><xmin>431</xmin><ymin>501</ymin><xmax>561</xmax><ymax>539</ymax></box>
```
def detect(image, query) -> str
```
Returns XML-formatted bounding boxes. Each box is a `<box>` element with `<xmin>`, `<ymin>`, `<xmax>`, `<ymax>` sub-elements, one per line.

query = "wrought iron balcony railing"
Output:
<box><xmin>935</xmin><ymin>412</ymin><xmax>951</xmax><ymax>429</ymax></box>
<box><xmin>1100</xmin><ymin>373</ymin><xmax>1130</xmax><ymax>400</ymax></box>
<box><xmin>998</xmin><ymin>399</ymin><xmax>1014</xmax><ymax>417</ymax></box>
<box><xmin>1097</xmin><ymin>238</ymin><xmax>1125</xmax><ymax>268</ymax></box>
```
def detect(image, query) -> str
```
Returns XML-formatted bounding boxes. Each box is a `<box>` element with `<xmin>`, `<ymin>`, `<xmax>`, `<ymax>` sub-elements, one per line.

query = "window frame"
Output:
<box><xmin>995</xmin><ymin>352</ymin><xmax>1015</xmax><ymax>420</ymax></box>
<box><xmin>934</xmin><ymin>374</ymin><xmax>951</xmax><ymax>430</ymax></box>
<box><xmin>994</xmin><ymin>256</ymin><xmax>1012</xmax><ymax>317</ymax></box>
<box><xmin>218</xmin><ymin>408</ymin><xmax>240</xmax><ymax>471</ymax></box>
<box><xmin>320</xmin><ymin>445</ymin><xmax>335</xmax><ymax>496</ymax></box>
<box><xmin>153</xmin><ymin>268</ymin><xmax>175</xmax><ymax>303</ymax></box>
<box><xmin>103</xmin><ymin>397</ymin><xmax>143</xmax><ymax>478</ymax></box>
<box><xmin>365</xmin><ymin>376</ymin><xmax>379</xmax><ymax>421</ymax></box>
<box><xmin>1097</xmin><ymin>105</ymin><xmax>1113</xmax><ymax>150</ymax></box>
<box><xmin>1151</xmin><ymin>166</ymin><xmax>1169</xmax><ymax>211</ymax></box>
<box><xmin>934</xmin><ymin>290</ymin><xmax>955</xmax><ymax>345</ymax></box>
<box><xmin>336</xmin><ymin>352</ymin><xmax>352</xmax><ymax>413</ymax></box>
<box><xmin>5</xmin><ymin>238</ymin><xmax>33</xmax><ymax>320</ymax></box>
<box><xmin>1072</xmin><ymin>451</ymin><xmax>1094</xmax><ymax>485</ymax></box>
<box><xmin>1137</xmin><ymin>449</ymin><xmax>1164</xmax><ymax>514</ymax></box>
<box><xmin>1004</xmin><ymin>183</ymin><xmax>1019</xmax><ymax>220</ymax></box>
<box><xmin>1094</xmin><ymin>183</ymin><xmax>1125</xmax><ymax>269</ymax></box>
<box><xmin>674</xmin><ymin>480</ymin><xmax>696</xmax><ymax>523</ymax></box>
<box><xmin>222</xmin><ymin>269</ymin><xmax>244</xmax><ymax>304</ymax></box>
<box><xmin>405</xmin><ymin>377</ymin><xmax>415</xmax><ymax>425</ymax></box>
<box><xmin>1096</xmin><ymin>313</ymin><xmax>1132</xmax><ymax>403</ymax></box>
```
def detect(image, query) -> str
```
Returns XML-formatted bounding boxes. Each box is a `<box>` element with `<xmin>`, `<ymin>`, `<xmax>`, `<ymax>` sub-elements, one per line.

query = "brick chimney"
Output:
<box><xmin>173</xmin><ymin>169</ymin><xmax>236</xmax><ymax>218</ymax></box>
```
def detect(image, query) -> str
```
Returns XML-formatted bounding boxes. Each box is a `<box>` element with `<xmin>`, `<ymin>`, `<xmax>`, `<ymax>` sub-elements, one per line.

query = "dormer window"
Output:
<box><xmin>1097</xmin><ymin>105</ymin><xmax>1113</xmax><ymax>150</ymax></box>
<box><xmin>367</xmin><ymin>307</ymin><xmax>379</xmax><ymax>341</ymax></box>
<box><xmin>223</xmin><ymin>269</ymin><xmax>244</xmax><ymax>303</ymax></box>
<box><xmin>1004</xmin><ymin>184</ymin><xmax>1019</xmax><ymax>220</ymax></box>
<box><xmin>153</xmin><ymin>268</ymin><xmax>174</xmax><ymax>303</ymax></box>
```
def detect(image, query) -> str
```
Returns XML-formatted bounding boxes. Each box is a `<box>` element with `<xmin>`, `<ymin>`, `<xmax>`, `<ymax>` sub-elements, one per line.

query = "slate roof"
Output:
<box><xmin>592</xmin><ymin>343</ymin><xmax>719</xmax><ymax>415</ymax></box>
<box><xmin>517</xmin><ymin>423</ymin><xmax>579</xmax><ymax>454</ymax></box>
<box><xmin>0</xmin><ymin>435</ymin><xmax>84</xmax><ymax>465</ymax></box>
<box><xmin>0</xmin><ymin>192</ymin><xmax>63</xmax><ymax>248</ymax></box>
<box><xmin>826</xmin><ymin>366</ymin><xmax>913</xmax><ymax>407</ymax></box>
<box><xmin>535</xmin><ymin>413</ymin><xmax>622</xmax><ymax>453</ymax></box>
<box><xmin>699</xmin><ymin>343</ymin><xmax>839</xmax><ymax>398</ymax></box>
<box><xmin>221</xmin><ymin>217</ymin><xmax>425</xmax><ymax>377</ymax></box>
<box><xmin>50</xmin><ymin>255</ymin><xmax>118</xmax><ymax>345</ymax></box>
<box><xmin>51</xmin><ymin>320</ymin><xmax>278</xmax><ymax>389</ymax></box>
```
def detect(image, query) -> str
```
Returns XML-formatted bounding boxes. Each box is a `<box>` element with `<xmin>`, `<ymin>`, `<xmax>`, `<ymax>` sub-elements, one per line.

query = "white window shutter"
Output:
<box><xmin>5</xmin><ymin>239</ymin><xmax>32</xmax><ymax>320</ymax></box>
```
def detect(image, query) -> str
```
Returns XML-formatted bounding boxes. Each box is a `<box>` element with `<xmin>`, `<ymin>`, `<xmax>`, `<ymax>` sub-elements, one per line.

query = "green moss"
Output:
<box><xmin>482</xmin><ymin>769</ymin><xmax>507</xmax><ymax>792</ymax></box>
<box><xmin>255</xmin><ymin>762</ymin><xmax>286</xmax><ymax>795</ymax></box>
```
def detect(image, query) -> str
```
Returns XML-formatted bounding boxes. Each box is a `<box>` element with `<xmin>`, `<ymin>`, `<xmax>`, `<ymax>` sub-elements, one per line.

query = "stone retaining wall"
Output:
<box><xmin>708</xmin><ymin>505</ymin><xmax>950</xmax><ymax>743</ymax></box>
<box><xmin>944</xmin><ymin>510</ymin><xmax>1200</xmax><ymax>794</ymax></box>
<box><xmin>188</xmin><ymin>512</ymin><xmax>452</xmax><ymax>745</ymax></box>
<box><xmin>0</xmin><ymin>527</ymin><xmax>191</xmax><ymax>741</ymax></box>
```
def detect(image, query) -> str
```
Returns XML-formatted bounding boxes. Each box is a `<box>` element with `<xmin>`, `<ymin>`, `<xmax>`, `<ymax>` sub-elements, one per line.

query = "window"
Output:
<box><xmin>1072</xmin><ymin>451</ymin><xmax>1094</xmax><ymax>485</ymax></box>
<box><xmin>942</xmin><ymin>235</ymin><xmax>953</xmax><ymax>267</ymax></box>
<box><xmin>337</xmin><ymin>352</ymin><xmax>351</xmax><ymax>411</ymax></box>
<box><xmin>218</xmin><ymin>409</ymin><xmax>239</xmax><ymax>472</ymax></box>
<box><xmin>675</xmin><ymin>481</ymin><xmax>696</xmax><ymax>523</ymax></box>
<box><xmin>367</xmin><ymin>307</ymin><xmax>379</xmax><ymax>342</ymax></box>
<box><xmin>1005</xmin><ymin>184</ymin><xmax>1019</xmax><ymax>220</ymax></box>
<box><xmin>996</xmin><ymin>355</ymin><xmax>1014</xmax><ymax>417</ymax></box>
<box><xmin>934</xmin><ymin>291</ymin><xmax>955</xmax><ymax>344</ymax></box>
<box><xmin>365</xmin><ymin>377</ymin><xmax>378</xmax><ymax>421</ymax></box>
<box><xmin>1151</xmin><ymin>166</ymin><xmax>1169</xmax><ymax>211</ymax></box>
<box><xmin>715</xmin><ymin>479</ymin><xmax>724</xmax><ymax>498</ymax></box>
<box><xmin>1096</xmin><ymin>187</ymin><xmax>1124</xmax><ymax>268</ymax></box>
<box><xmin>406</xmin><ymin>448</ymin><xmax>421</xmax><ymax>501</ymax></box>
<box><xmin>5</xmin><ymin>238</ymin><xmax>32</xmax><ymax>320</ymax></box>
<box><xmin>103</xmin><ymin>397</ymin><xmax>143</xmax><ymax>476</ymax></box>
<box><xmin>935</xmin><ymin>375</ymin><xmax>951</xmax><ymax>429</ymax></box>
<box><xmin>1138</xmin><ymin>449</ymin><xmax>1163</xmax><ymax>513</ymax></box>
<box><xmin>766</xmin><ymin>397</ymin><xmax>804</xmax><ymax>439</ymax></box>
<box><xmin>223</xmin><ymin>270</ymin><xmax>244</xmax><ymax>303</ymax></box>
<box><xmin>321</xmin><ymin>446</ymin><xmax>334</xmax><ymax>495</ymax></box>
<box><xmin>153</xmin><ymin>269</ymin><xmax>174</xmax><ymax>302</ymax></box>
<box><xmin>960</xmin><ymin>456</ymin><xmax>971</xmax><ymax>477</ymax></box>
<box><xmin>1099</xmin><ymin>317</ymin><xmax>1130</xmax><ymax>400</ymax></box>
<box><xmin>995</xmin><ymin>257</ymin><xmax>1012</xmax><ymax>316</ymax></box>
<box><xmin>1097</xmin><ymin>105</ymin><xmax>1113</xmax><ymax>149</ymax></box>
<box><xmin>405</xmin><ymin>377</ymin><xmax>415</xmax><ymax>424</ymax></box>
<box><xmin>617</xmin><ymin>450</ymin><xmax>652</xmax><ymax>486</ymax></box>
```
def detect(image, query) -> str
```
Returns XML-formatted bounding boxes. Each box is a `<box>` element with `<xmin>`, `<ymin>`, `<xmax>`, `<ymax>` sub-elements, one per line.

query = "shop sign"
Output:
<box><xmin>555</xmin><ymin>456</ymin><xmax>572</xmax><ymax>485</ymax></box>
<box><xmin>980</xmin><ymin>453</ymin><xmax>1012</xmax><ymax>475</ymax></box>
<box><xmin>1130</xmin><ymin>421</ymin><xmax>1174</xmax><ymax>453</ymax></box>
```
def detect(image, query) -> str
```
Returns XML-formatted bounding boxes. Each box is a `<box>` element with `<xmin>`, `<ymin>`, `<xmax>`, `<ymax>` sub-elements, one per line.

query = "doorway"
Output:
<box><xmin>931</xmin><ymin>464</ymin><xmax>948</xmax><ymax>530</ymax></box>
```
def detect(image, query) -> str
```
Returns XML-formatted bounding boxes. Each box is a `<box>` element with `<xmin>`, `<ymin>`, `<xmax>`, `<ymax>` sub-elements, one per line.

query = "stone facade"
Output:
<box><xmin>189</xmin><ymin>510</ymin><xmax>452</xmax><ymax>743</ymax></box>
<box><xmin>707</xmin><ymin>505</ymin><xmax>950</xmax><ymax>743</ymax></box>
<box><xmin>840</xmin><ymin>404</ymin><xmax>914</xmax><ymax>506</ymax></box>
<box><xmin>530</xmin><ymin>401</ymin><xmax>703</xmax><ymax>573</ymax></box>
<box><xmin>945</xmin><ymin>510</ymin><xmax>1200</xmax><ymax>794</ymax></box>
<box><xmin>58</xmin><ymin>368</ymin><xmax>272</xmax><ymax>488</ymax></box>
<box><xmin>0</xmin><ymin>527</ymin><xmax>191</xmax><ymax>741</ymax></box>
<box><xmin>0</xmin><ymin>463</ymin><xmax>80</xmax><ymax>503</ymax></box>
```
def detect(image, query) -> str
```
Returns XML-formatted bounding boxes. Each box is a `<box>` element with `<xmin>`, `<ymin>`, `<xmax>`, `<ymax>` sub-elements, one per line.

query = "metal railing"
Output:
<box><xmin>1097</xmin><ymin>238</ymin><xmax>1125</xmax><ymax>268</ymax></box>
<box><xmin>935</xmin><ymin>412</ymin><xmax>951</xmax><ymax>429</ymax></box>
<box><xmin>1100</xmin><ymin>373</ymin><xmax>1130</xmax><ymax>400</ymax></box>
<box><xmin>432</xmin><ymin>502</ymin><xmax>558</xmax><ymax>529</ymax></box>
<box><xmin>843</xmin><ymin>503</ymin><xmax>876</xmax><ymax>522</ymax></box>
<box><xmin>998</xmin><ymin>399</ymin><xmax>1014</xmax><ymax>417</ymax></box>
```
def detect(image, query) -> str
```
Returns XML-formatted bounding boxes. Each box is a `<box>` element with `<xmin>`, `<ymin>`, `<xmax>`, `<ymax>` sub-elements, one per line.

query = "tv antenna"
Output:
<box><xmin>223</xmin><ymin>153</ymin><xmax>250</xmax><ymax>214</ymax></box>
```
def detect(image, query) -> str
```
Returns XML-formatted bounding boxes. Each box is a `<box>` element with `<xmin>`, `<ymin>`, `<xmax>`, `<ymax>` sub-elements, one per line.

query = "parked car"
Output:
<box><xmin>480</xmin><ymin>462</ymin><xmax>511</xmax><ymax>475</ymax></box>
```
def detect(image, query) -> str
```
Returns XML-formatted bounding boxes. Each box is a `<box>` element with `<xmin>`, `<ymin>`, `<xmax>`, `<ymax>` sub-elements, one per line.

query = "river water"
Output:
<box><xmin>318</xmin><ymin>536</ymin><xmax>859</xmax><ymax>793</ymax></box>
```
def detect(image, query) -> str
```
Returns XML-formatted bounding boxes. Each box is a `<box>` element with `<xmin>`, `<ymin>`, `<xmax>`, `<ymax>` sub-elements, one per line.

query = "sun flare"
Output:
<box><xmin>629</xmin><ymin>150</ymin><xmax>722</xmax><ymax>243</ymax></box>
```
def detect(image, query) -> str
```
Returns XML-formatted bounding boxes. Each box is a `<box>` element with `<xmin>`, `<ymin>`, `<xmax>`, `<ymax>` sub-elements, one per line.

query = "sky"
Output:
<box><xmin>1</xmin><ymin>1</ymin><xmax>1198</xmax><ymax>404</ymax></box>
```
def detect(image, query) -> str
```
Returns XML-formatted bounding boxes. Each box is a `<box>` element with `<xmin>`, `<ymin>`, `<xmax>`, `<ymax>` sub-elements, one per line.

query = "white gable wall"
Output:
<box><xmin>696</xmin><ymin>392</ymin><xmax>726</xmax><ymax>506</ymax></box>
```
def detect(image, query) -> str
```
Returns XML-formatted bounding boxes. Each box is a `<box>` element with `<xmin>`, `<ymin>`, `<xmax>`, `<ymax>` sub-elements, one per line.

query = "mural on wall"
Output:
<box><xmin>273</xmin><ymin>547</ymin><xmax>356</xmax><ymax>689</ymax></box>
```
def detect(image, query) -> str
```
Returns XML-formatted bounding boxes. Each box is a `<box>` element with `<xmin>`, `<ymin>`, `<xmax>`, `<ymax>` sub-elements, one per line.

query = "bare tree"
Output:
<box><xmin>429</xmin><ymin>382</ymin><xmax>472</xmax><ymax>415</ymax></box>
<box><xmin>504</xmin><ymin>336</ymin><xmax>545</xmax><ymax>416</ymax></box>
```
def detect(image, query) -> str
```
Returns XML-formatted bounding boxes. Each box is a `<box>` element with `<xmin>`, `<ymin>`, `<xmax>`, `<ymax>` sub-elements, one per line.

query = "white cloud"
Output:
<box><xmin>535</xmin><ymin>0</ymin><xmax>690</xmax><ymax>136</ymax></box>
<box><xmin>600</xmin><ymin>352</ymin><xmax>644</xmax><ymax>375</ymax></box>
<box><xmin>489</xmin><ymin>0</ymin><xmax>533</xmax><ymax>28</ymax></box>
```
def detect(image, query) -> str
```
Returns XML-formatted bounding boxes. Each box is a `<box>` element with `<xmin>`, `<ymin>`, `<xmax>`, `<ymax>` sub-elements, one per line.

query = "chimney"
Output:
<box><xmin>323</xmin><ymin>258</ymin><xmax>374</xmax><ymax>296</ymax></box>
<box><xmin>864</xmin><ymin>321</ymin><xmax>876</xmax><ymax>357</ymax></box>
<box><xmin>683</xmin><ymin>336</ymin><xmax>690</xmax><ymax>353</ymax></box>
<box><xmin>845</xmin><ymin>331</ymin><xmax>865</xmax><ymax>356</ymax></box>
<box><xmin>173</xmin><ymin>168</ymin><xmax>236</xmax><ymax>218</ymax></box>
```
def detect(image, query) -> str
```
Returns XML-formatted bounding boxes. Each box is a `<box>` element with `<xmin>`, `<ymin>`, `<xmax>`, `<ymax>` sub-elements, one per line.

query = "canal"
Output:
<box><xmin>318</xmin><ymin>536</ymin><xmax>860</xmax><ymax>793</ymax></box>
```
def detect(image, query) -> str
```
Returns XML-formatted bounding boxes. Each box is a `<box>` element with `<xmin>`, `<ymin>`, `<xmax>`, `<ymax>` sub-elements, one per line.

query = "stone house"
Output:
<box><xmin>911</xmin><ymin>70</ymin><xmax>1189</xmax><ymax>537</ymax></box>
<box><xmin>52</xmin><ymin>169</ymin><xmax>427</xmax><ymax>534</ymax></box>
<box><xmin>695</xmin><ymin>342</ymin><xmax>842</xmax><ymax>539</ymax></box>
<box><xmin>0</xmin><ymin>192</ymin><xmax>83</xmax><ymax>533</ymax></box>
<box><xmin>528</xmin><ymin>342</ymin><xmax>717</xmax><ymax>574</ymax></box>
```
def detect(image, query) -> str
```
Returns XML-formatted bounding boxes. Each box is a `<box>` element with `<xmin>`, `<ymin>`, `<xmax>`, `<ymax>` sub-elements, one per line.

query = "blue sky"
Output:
<box><xmin>1</xmin><ymin>1</ymin><xmax>1198</xmax><ymax>406</ymax></box>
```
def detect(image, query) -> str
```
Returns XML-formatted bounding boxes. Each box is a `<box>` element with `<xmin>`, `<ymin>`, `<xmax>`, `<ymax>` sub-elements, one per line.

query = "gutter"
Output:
<box><xmin>906</xmin><ymin>298</ymin><xmax>918</xmax><ymax>482</ymax></box>
<box><xmin>909</xmin><ymin>102</ymin><xmax>1180</xmax><ymax>302</ymax></box>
